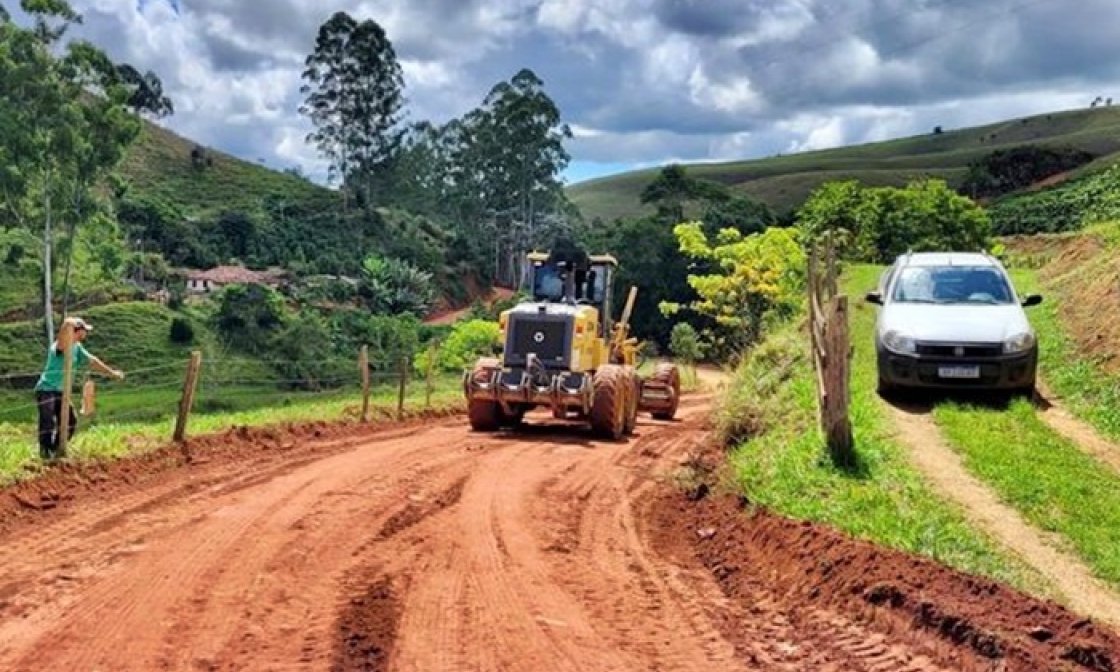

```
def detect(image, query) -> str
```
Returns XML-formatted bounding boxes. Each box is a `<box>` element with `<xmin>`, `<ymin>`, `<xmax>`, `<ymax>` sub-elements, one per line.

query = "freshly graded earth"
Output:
<box><xmin>0</xmin><ymin>389</ymin><xmax>1116</xmax><ymax>671</ymax></box>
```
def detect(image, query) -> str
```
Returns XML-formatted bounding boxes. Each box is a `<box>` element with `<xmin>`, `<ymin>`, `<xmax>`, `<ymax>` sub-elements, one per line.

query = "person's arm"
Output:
<box><xmin>85</xmin><ymin>350</ymin><xmax>124</xmax><ymax>380</ymax></box>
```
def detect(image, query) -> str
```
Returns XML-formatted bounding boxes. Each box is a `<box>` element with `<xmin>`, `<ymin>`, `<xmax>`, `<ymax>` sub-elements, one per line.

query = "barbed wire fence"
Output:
<box><xmin>0</xmin><ymin>339</ymin><xmax>453</xmax><ymax>464</ymax></box>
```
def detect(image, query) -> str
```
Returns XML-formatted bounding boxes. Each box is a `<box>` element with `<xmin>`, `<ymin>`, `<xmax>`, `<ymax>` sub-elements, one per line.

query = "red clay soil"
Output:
<box><xmin>1005</xmin><ymin>231</ymin><xmax>1120</xmax><ymax>373</ymax></box>
<box><xmin>423</xmin><ymin>285</ymin><xmax>516</xmax><ymax>325</ymax></box>
<box><xmin>650</xmin><ymin>489</ymin><xmax>1120</xmax><ymax>671</ymax></box>
<box><xmin>0</xmin><ymin>390</ymin><xmax>1117</xmax><ymax>670</ymax></box>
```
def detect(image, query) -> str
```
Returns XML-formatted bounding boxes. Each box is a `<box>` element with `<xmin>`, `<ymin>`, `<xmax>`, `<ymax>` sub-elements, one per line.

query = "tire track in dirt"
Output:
<box><xmin>0</xmin><ymin>421</ymin><xmax>460</xmax><ymax>632</ymax></box>
<box><xmin>0</xmin><ymin>422</ymin><xmax>482</xmax><ymax>671</ymax></box>
<box><xmin>1</xmin><ymin>384</ymin><xmax>1117</xmax><ymax>671</ymax></box>
<box><xmin>362</xmin><ymin>397</ymin><xmax>966</xmax><ymax>671</ymax></box>
<box><xmin>886</xmin><ymin>402</ymin><xmax>1120</xmax><ymax>625</ymax></box>
<box><xmin>1034</xmin><ymin>381</ymin><xmax>1120</xmax><ymax>475</ymax></box>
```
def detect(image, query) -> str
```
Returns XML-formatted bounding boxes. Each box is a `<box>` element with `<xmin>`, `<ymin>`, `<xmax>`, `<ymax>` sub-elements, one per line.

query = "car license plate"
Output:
<box><xmin>938</xmin><ymin>365</ymin><xmax>980</xmax><ymax>379</ymax></box>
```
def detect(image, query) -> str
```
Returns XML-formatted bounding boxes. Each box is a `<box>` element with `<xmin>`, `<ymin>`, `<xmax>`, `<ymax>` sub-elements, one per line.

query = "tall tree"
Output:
<box><xmin>116</xmin><ymin>62</ymin><xmax>174</xmax><ymax>118</ymax></box>
<box><xmin>0</xmin><ymin>3</ymin><xmax>76</xmax><ymax>341</ymax></box>
<box><xmin>457</xmin><ymin>68</ymin><xmax>574</xmax><ymax>286</ymax></box>
<box><xmin>0</xmin><ymin>0</ymin><xmax>143</xmax><ymax>341</ymax></box>
<box><xmin>299</xmin><ymin>11</ymin><xmax>405</xmax><ymax>200</ymax></box>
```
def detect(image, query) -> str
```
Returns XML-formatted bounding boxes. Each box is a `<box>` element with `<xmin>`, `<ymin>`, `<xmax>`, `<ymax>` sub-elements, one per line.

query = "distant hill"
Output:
<box><xmin>566</xmin><ymin>107</ymin><xmax>1120</xmax><ymax>222</ymax></box>
<box><xmin>116</xmin><ymin>121</ymin><xmax>336</xmax><ymax>218</ymax></box>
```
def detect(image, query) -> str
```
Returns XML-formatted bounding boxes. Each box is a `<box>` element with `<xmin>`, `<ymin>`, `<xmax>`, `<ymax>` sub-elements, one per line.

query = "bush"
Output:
<box><xmin>415</xmin><ymin>319</ymin><xmax>500</xmax><ymax>373</ymax></box>
<box><xmin>669</xmin><ymin>322</ymin><xmax>704</xmax><ymax>363</ymax></box>
<box><xmin>169</xmin><ymin>316</ymin><xmax>194</xmax><ymax>344</ymax></box>
<box><xmin>797</xmin><ymin>178</ymin><xmax>993</xmax><ymax>263</ymax></box>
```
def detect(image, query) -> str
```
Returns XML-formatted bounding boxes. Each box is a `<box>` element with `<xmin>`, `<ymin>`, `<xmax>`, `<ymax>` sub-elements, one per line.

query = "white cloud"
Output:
<box><xmin>9</xmin><ymin>0</ymin><xmax>1114</xmax><ymax>188</ymax></box>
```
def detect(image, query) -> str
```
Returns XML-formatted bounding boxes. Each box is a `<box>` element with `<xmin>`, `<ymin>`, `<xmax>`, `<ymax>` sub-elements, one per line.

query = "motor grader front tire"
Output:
<box><xmin>590</xmin><ymin>364</ymin><xmax>627</xmax><ymax>440</ymax></box>
<box><xmin>647</xmin><ymin>362</ymin><xmax>681</xmax><ymax>421</ymax></box>
<box><xmin>468</xmin><ymin>399</ymin><xmax>503</xmax><ymax>431</ymax></box>
<box><xmin>466</xmin><ymin>357</ymin><xmax>502</xmax><ymax>432</ymax></box>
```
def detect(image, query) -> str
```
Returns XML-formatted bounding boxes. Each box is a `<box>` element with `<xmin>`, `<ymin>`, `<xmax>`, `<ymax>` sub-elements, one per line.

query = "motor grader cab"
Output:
<box><xmin>463</xmin><ymin>245</ymin><xmax>681</xmax><ymax>439</ymax></box>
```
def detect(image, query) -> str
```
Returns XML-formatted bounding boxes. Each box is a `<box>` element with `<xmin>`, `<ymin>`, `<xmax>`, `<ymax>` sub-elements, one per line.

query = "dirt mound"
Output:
<box><xmin>1008</xmin><ymin>229</ymin><xmax>1120</xmax><ymax>373</ymax></box>
<box><xmin>2</xmin><ymin>384</ymin><xmax>1118</xmax><ymax>670</ymax></box>
<box><xmin>649</xmin><ymin>488</ymin><xmax>1120</xmax><ymax>672</ymax></box>
<box><xmin>424</xmin><ymin>285</ymin><xmax>516</xmax><ymax>325</ymax></box>
<box><xmin>0</xmin><ymin>404</ymin><xmax>463</xmax><ymax>537</ymax></box>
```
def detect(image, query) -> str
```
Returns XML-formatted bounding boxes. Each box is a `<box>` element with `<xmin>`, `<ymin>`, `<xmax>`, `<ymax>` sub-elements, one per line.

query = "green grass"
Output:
<box><xmin>721</xmin><ymin>264</ymin><xmax>1050</xmax><ymax>594</ymax></box>
<box><xmin>568</xmin><ymin>106</ymin><xmax>1120</xmax><ymax>221</ymax></box>
<box><xmin>118</xmin><ymin>122</ymin><xmax>336</xmax><ymax>218</ymax></box>
<box><xmin>843</xmin><ymin>260</ymin><xmax>1120</xmax><ymax>589</ymax></box>
<box><xmin>1007</xmin><ymin>251</ymin><xmax>1120</xmax><ymax>440</ymax></box>
<box><xmin>0</xmin><ymin>372</ymin><xmax>465</xmax><ymax>484</ymax></box>
<box><xmin>932</xmin><ymin>397</ymin><xmax>1120</xmax><ymax>587</ymax></box>
<box><xmin>0</xmin><ymin>301</ymin><xmax>277</xmax><ymax>390</ymax></box>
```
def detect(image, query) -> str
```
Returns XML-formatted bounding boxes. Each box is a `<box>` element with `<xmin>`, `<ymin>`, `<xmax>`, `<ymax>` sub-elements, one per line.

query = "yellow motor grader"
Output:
<box><xmin>462</xmin><ymin>245</ymin><xmax>681</xmax><ymax>439</ymax></box>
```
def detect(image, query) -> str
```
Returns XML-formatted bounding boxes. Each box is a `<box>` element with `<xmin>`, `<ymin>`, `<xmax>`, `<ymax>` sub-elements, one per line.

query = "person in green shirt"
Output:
<box><xmin>34</xmin><ymin>317</ymin><xmax>124</xmax><ymax>460</ymax></box>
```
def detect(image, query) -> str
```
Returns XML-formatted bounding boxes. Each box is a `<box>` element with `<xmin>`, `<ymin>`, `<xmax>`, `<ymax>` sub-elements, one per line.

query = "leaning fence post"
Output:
<box><xmin>359</xmin><ymin>345</ymin><xmax>370</xmax><ymax>423</ymax></box>
<box><xmin>397</xmin><ymin>354</ymin><xmax>408</xmax><ymax>420</ymax></box>
<box><xmin>174</xmin><ymin>351</ymin><xmax>202</xmax><ymax>447</ymax></box>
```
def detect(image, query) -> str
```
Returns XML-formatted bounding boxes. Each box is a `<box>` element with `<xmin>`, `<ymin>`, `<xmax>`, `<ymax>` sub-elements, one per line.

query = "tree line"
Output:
<box><xmin>1</xmin><ymin>0</ymin><xmax>177</xmax><ymax>343</ymax></box>
<box><xmin>0</xmin><ymin>2</ymin><xmax>581</xmax><ymax>347</ymax></box>
<box><xmin>297</xmin><ymin>11</ymin><xmax>576</xmax><ymax>289</ymax></box>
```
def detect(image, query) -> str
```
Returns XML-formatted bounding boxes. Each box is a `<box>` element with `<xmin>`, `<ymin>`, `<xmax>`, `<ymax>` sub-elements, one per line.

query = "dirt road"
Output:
<box><xmin>0</xmin><ymin>391</ymin><xmax>1117</xmax><ymax>671</ymax></box>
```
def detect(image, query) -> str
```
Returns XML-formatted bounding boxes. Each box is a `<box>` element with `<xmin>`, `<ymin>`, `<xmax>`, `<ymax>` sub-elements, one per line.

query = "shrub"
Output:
<box><xmin>169</xmin><ymin>317</ymin><xmax>194</xmax><ymax>344</ymax></box>
<box><xmin>416</xmin><ymin>319</ymin><xmax>500</xmax><ymax>373</ymax></box>
<box><xmin>669</xmin><ymin>322</ymin><xmax>704</xmax><ymax>364</ymax></box>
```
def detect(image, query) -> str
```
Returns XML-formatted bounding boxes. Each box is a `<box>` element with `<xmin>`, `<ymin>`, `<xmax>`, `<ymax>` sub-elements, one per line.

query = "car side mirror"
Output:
<box><xmin>1021</xmin><ymin>294</ymin><xmax>1043</xmax><ymax>307</ymax></box>
<box><xmin>865</xmin><ymin>291</ymin><xmax>883</xmax><ymax>305</ymax></box>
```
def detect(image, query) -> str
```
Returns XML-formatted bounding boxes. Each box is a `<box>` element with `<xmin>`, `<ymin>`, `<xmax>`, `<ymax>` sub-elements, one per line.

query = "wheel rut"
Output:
<box><xmin>0</xmin><ymin>385</ymin><xmax>1115</xmax><ymax>671</ymax></box>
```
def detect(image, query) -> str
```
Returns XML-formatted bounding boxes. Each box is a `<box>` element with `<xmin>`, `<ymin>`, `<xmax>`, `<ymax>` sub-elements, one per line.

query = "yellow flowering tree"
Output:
<box><xmin>661</xmin><ymin>222</ymin><xmax>806</xmax><ymax>357</ymax></box>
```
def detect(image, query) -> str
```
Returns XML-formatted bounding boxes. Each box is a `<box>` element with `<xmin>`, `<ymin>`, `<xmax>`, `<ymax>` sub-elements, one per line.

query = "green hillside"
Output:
<box><xmin>568</xmin><ymin>106</ymin><xmax>1120</xmax><ymax>222</ymax></box>
<box><xmin>0</xmin><ymin>301</ymin><xmax>273</xmax><ymax>386</ymax></box>
<box><xmin>116</xmin><ymin>121</ymin><xmax>337</xmax><ymax>218</ymax></box>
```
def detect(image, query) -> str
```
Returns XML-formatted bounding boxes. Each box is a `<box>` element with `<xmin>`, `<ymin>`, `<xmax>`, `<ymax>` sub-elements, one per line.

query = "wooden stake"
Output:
<box><xmin>359</xmin><ymin>345</ymin><xmax>370</xmax><ymax>423</ymax></box>
<box><xmin>397</xmin><ymin>354</ymin><xmax>408</xmax><ymax>420</ymax></box>
<box><xmin>57</xmin><ymin>340</ymin><xmax>74</xmax><ymax>458</ymax></box>
<box><xmin>425</xmin><ymin>340</ymin><xmax>437</xmax><ymax>408</ymax></box>
<box><xmin>173</xmin><ymin>351</ymin><xmax>202</xmax><ymax>445</ymax></box>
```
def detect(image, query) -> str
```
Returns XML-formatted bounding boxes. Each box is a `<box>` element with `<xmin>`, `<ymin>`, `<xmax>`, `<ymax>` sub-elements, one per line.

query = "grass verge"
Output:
<box><xmin>0</xmin><ymin>374</ymin><xmax>465</xmax><ymax>485</ymax></box>
<box><xmin>719</xmin><ymin>263</ymin><xmax>1050</xmax><ymax>594</ymax></box>
<box><xmin>932</xmin><ymin>397</ymin><xmax>1120</xmax><ymax>587</ymax></box>
<box><xmin>1008</xmin><ymin>265</ymin><xmax>1120</xmax><ymax>440</ymax></box>
<box><xmin>916</xmin><ymin>264</ymin><xmax>1120</xmax><ymax>588</ymax></box>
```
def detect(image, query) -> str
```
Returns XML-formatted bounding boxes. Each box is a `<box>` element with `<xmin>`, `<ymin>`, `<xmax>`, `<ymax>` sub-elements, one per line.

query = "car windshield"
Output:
<box><xmin>890</xmin><ymin>265</ymin><xmax>1015</xmax><ymax>305</ymax></box>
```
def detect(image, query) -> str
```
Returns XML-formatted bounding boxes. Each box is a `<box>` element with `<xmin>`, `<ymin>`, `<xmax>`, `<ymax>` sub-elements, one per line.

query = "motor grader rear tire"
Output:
<box><xmin>590</xmin><ymin>364</ymin><xmax>626</xmax><ymax>440</ymax></box>
<box><xmin>622</xmin><ymin>368</ymin><xmax>639</xmax><ymax>436</ymax></box>
<box><xmin>649</xmin><ymin>362</ymin><xmax>681</xmax><ymax>421</ymax></box>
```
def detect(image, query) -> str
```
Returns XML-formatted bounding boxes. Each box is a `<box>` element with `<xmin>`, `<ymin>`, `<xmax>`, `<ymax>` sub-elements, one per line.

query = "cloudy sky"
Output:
<box><xmin>11</xmin><ymin>0</ymin><xmax>1120</xmax><ymax>185</ymax></box>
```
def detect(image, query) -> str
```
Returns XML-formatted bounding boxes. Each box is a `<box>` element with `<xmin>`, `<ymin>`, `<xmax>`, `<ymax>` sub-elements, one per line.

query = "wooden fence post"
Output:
<box><xmin>173</xmin><ymin>350</ymin><xmax>202</xmax><ymax>446</ymax></box>
<box><xmin>808</xmin><ymin>243</ymin><xmax>854</xmax><ymax>466</ymax></box>
<box><xmin>825</xmin><ymin>296</ymin><xmax>854</xmax><ymax>463</ymax></box>
<box><xmin>425</xmin><ymin>340</ymin><xmax>437</xmax><ymax>408</ymax></box>
<box><xmin>397</xmin><ymin>354</ymin><xmax>408</xmax><ymax>420</ymax></box>
<box><xmin>57</xmin><ymin>339</ymin><xmax>74</xmax><ymax>458</ymax></box>
<box><xmin>359</xmin><ymin>345</ymin><xmax>370</xmax><ymax>423</ymax></box>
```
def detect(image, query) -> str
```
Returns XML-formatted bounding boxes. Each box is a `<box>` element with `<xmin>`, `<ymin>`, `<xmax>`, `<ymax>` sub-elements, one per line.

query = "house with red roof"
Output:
<box><xmin>183</xmin><ymin>265</ymin><xmax>287</xmax><ymax>294</ymax></box>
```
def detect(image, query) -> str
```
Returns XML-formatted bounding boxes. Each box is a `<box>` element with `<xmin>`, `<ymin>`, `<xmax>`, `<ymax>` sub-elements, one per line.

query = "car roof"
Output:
<box><xmin>896</xmin><ymin>251</ymin><xmax>999</xmax><ymax>268</ymax></box>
